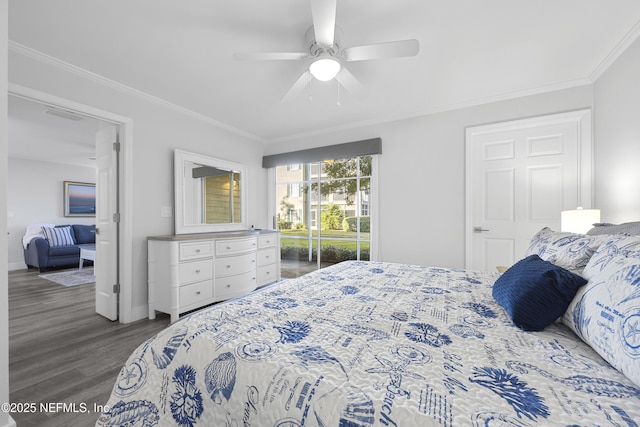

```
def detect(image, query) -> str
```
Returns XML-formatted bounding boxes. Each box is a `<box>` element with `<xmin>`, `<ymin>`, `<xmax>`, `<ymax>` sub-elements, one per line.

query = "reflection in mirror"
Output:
<box><xmin>185</xmin><ymin>162</ymin><xmax>241</xmax><ymax>224</ymax></box>
<box><xmin>175</xmin><ymin>150</ymin><xmax>248</xmax><ymax>234</ymax></box>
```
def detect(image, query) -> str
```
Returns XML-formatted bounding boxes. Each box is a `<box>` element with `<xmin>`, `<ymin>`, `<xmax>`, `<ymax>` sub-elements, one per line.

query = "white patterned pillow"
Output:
<box><xmin>42</xmin><ymin>225</ymin><xmax>76</xmax><ymax>247</ymax></box>
<box><xmin>586</xmin><ymin>221</ymin><xmax>640</xmax><ymax>236</ymax></box>
<box><xmin>562</xmin><ymin>234</ymin><xmax>640</xmax><ymax>387</ymax></box>
<box><xmin>524</xmin><ymin>227</ymin><xmax>608</xmax><ymax>275</ymax></box>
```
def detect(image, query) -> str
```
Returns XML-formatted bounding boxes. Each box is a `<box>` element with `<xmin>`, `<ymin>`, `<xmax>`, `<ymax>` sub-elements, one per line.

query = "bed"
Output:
<box><xmin>97</xmin><ymin>225</ymin><xmax>640</xmax><ymax>426</ymax></box>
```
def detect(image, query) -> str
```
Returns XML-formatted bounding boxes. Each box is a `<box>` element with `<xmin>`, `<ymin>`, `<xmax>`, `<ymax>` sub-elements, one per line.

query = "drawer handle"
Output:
<box><xmin>266</xmin><ymin>255</ymin><xmax>270</xmax><ymax>259</ymax></box>
<box><xmin>226</xmin><ymin>284</ymin><xmax>231</xmax><ymax>288</ymax></box>
<box><xmin>196</xmin><ymin>249</ymin><xmax>201</xmax><ymax>253</ymax></box>
<box><xmin>196</xmin><ymin>291</ymin><xmax>201</xmax><ymax>295</ymax></box>
<box><xmin>226</xmin><ymin>265</ymin><xmax>231</xmax><ymax>268</ymax></box>
<box><xmin>195</xmin><ymin>269</ymin><xmax>201</xmax><ymax>273</ymax></box>
<box><xmin>226</xmin><ymin>246</ymin><xmax>231</xmax><ymax>250</ymax></box>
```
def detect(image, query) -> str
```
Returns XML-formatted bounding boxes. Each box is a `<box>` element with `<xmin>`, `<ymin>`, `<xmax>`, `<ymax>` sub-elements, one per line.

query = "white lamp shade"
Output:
<box><xmin>309</xmin><ymin>57</ymin><xmax>341</xmax><ymax>81</ymax></box>
<box><xmin>560</xmin><ymin>208</ymin><xmax>601</xmax><ymax>234</ymax></box>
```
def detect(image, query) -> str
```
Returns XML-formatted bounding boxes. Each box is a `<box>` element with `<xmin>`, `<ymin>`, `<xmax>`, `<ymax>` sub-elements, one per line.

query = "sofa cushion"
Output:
<box><xmin>42</xmin><ymin>225</ymin><xmax>76</xmax><ymax>247</ymax></box>
<box><xmin>73</xmin><ymin>224</ymin><xmax>96</xmax><ymax>244</ymax></box>
<box><xmin>48</xmin><ymin>245</ymin><xmax>81</xmax><ymax>257</ymax></box>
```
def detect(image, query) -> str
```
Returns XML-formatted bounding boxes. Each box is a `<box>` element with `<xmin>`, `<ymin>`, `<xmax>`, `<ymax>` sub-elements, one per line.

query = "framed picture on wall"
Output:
<box><xmin>64</xmin><ymin>181</ymin><xmax>96</xmax><ymax>217</ymax></box>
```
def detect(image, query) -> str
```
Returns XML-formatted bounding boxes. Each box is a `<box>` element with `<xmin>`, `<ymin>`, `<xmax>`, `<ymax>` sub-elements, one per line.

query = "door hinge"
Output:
<box><xmin>113</xmin><ymin>283</ymin><xmax>121</xmax><ymax>294</ymax></box>
<box><xmin>113</xmin><ymin>141</ymin><xmax>121</xmax><ymax>152</ymax></box>
<box><xmin>113</xmin><ymin>212</ymin><xmax>121</xmax><ymax>222</ymax></box>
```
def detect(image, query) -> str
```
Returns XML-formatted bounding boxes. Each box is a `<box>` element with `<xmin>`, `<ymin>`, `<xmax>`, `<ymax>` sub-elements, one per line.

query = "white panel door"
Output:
<box><xmin>466</xmin><ymin>110</ymin><xmax>592</xmax><ymax>272</ymax></box>
<box><xmin>95</xmin><ymin>125</ymin><xmax>119</xmax><ymax>320</ymax></box>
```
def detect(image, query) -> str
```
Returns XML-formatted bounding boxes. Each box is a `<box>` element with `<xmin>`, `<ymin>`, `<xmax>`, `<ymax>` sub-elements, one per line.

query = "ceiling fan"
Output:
<box><xmin>234</xmin><ymin>0</ymin><xmax>419</xmax><ymax>102</ymax></box>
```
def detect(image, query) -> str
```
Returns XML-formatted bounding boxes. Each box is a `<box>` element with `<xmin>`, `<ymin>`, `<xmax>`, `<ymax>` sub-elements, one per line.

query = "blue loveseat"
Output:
<box><xmin>23</xmin><ymin>224</ymin><xmax>96</xmax><ymax>272</ymax></box>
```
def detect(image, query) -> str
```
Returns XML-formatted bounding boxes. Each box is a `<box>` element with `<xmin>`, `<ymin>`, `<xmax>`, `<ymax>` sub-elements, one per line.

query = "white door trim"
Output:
<box><xmin>9</xmin><ymin>83</ymin><xmax>135</xmax><ymax>323</ymax></box>
<box><xmin>464</xmin><ymin>109</ymin><xmax>593</xmax><ymax>270</ymax></box>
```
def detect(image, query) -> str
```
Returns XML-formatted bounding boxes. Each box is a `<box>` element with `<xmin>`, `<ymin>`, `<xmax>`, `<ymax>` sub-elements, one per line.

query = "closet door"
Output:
<box><xmin>466</xmin><ymin>110</ymin><xmax>593</xmax><ymax>272</ymax></box>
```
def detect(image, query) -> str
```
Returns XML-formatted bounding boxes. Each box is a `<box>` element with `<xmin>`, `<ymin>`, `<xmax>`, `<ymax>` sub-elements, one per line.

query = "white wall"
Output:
<box><xmin>593</xmin><ymin>36</ymin><xmax>640</xmax><ymax>223</ymax></box>
<box><xmin>266</xmin><ymin>86</ymin><xmax>594</xmax><ymax>268</ymax></box>
<box><xmin>7</xmin><ymin>157</ymin><xmax>95</xmax><ymax>270</ymax></box>
<box><xmin>8</xmin><ymin>49</ymin><xmax>267</xmax><ymax>322</ymax></box>
<box><xmin>1</xmin><ymin>2</ymin><xmax>16</xmax><ymax>426</ymax></box>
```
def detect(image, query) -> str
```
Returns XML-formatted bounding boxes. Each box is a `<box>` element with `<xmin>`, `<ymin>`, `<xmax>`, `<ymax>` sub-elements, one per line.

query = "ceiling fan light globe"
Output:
<box><xmin>309</xmin><ymin>58</ymin><xmax>341</xmax><ymax>81</ymax></box>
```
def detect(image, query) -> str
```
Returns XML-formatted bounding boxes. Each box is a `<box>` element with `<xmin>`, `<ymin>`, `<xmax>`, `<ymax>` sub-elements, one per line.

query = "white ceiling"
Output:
<box><xmin>8</xmin><ymin>0</ymin><xmax>640</xmax><ymax>148</ymax></box>
<box><xmin>8</xmin><ymin>95</ymin><xmax>102</xmax><ymax>168</ymax></box>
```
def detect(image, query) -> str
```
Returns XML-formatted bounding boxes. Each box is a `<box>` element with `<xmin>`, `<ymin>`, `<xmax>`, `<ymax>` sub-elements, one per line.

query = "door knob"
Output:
<box><xmin>473</xmin><ymin>226</ymin><xmax>490</xmax><ymax>233</ymax></box>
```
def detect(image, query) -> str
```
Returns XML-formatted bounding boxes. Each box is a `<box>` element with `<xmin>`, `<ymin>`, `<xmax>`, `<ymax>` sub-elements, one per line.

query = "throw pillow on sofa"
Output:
<box><xmin>73</xmin><ymin>224</ymin><xmax>96</xmax><ymax>244</ymax></box>
<box><xmin>42</xmin><ymin>225</ymin><xmax>76</xmax><ymax>247</ymax></box>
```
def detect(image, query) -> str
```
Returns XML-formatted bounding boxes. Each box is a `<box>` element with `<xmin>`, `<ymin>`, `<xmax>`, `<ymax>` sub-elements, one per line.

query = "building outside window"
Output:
<box><xmin>274</xmin><ymin>155</ymin><xmax>373</xmax><ymax>275</ymax></box>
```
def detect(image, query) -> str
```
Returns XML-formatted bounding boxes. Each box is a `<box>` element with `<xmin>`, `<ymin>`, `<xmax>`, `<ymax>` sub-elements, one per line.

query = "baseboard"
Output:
<box><xmin>1</xmin><ymin>414</ymin><xmax>16</xmax><ymax>427</ymax></box>
<box><xmin>8</xmin><ymin>262</ymin><xmax>26</xmax><ymax>271</ymax></box>
<box><xmin>130</xmin><ymin>304</ymin><xmax>150</xmax><ymax>324</ymax></box>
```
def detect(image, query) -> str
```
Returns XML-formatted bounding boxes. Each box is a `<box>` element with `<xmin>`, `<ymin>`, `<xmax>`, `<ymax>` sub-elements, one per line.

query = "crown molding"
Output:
<box><xmin>8</xmin><ymin>41</ymin><xmax>265</xmax><ymax>144</ymax></box>
<box><xmin>266</xmin><ymin>77</ymin><xmax>593</xmax><ymax>144</ymax></box>
<box><xmin>590</xmin><ymin>18</ymin><xmax>640</xmax><ymax>81</ymax></box>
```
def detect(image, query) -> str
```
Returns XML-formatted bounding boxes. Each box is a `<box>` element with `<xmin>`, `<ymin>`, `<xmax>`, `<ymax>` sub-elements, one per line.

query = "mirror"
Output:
<box><xmin>175</xmin><ymin>149</ymin><xmax>248</xmax><ymax>234</ymax></box>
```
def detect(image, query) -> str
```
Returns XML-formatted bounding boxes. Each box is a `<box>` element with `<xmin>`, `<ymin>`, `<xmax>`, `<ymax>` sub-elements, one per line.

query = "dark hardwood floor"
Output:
<box><xmin>8</xmin><ymin>268</ymin><xmax>170</xmax><ymax>427</ymax></box>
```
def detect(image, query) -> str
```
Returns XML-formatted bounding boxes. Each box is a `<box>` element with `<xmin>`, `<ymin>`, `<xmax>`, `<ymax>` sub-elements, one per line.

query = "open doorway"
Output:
<box><xmin>7</xmin><ymin>93</ymin><xmax>121</xmax><ymax>320</ymax></box>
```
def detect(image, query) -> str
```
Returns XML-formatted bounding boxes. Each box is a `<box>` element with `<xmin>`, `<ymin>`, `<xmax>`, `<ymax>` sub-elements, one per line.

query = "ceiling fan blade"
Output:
<box><xmin>344</xmin><ymin>39</ymin><xmax>419</xmax><ymax>61</ymax></box>
<box><xmin>310</xmin><ymin>0</ymin><xmax>337</xmax><ymax>46</ymax></box>
<box><xmin>234</xmin><ymin>52</ymin><xmax>309</xmax><ymax>61</ymax></box>
<box><xmin>335</xmin><ymin>68</ymin><xmax>364</xmax><ymax>97</ymax></box>
<box><xmin>281</xmin><ymin>71</ymin><xmax>312</xmax><ymax>103</ymax></box>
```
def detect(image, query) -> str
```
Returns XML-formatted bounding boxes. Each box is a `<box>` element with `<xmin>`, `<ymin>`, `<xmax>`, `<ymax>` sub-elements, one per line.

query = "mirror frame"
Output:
<box><xmin>174</xmin><ymin>149</ymin><xmax>248</xmax><ymax>234</ymax></box>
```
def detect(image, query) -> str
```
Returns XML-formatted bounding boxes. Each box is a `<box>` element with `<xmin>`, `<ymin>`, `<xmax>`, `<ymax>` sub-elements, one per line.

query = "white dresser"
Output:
<box><xmin>148</xmin><ymin>230</ymin><xmax>280</xmax><ymax>322</ymax></box>
<box><xmin>257</xmin><ymin>232</ymin><xmax>279</xmax><ymax>286</ymax></box>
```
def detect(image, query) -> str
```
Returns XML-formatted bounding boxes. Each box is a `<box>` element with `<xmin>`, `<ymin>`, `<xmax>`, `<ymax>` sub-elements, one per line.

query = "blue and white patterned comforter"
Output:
<box><xmin>97</xmin><ymin>261</ymin><xmax>640</xmax><ymax>426</ymax></box>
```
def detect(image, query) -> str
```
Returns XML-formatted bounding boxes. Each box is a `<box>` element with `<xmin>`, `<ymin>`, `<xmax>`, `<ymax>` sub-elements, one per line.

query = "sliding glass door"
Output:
<box><xmin>274</xmin><ymin>155</ymin><xmax>374</xmax><ymax>277</ymax></box>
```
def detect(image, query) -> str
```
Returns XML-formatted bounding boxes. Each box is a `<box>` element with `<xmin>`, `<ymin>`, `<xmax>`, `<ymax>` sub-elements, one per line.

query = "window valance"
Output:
<box><xmin>262</xmin><ymin>137</ymin><xmax>382</xmax><ymax>168</ymax></box>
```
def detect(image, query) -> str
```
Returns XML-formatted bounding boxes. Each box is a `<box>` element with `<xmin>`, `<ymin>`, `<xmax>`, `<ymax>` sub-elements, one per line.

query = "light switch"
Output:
<box><xmin>161</xmin><ymin>206</ymin><xmax>173</xmax><ymax>218</ymax></box>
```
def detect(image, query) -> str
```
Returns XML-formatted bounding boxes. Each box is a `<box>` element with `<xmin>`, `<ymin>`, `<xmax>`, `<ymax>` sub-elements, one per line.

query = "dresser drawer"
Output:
<box><xmin>215</xmin><ymin>271</ymin><xmax>256</xmax><ymax>300</ymax></box>
<box><xmin>215</xmin><ymin>252</ymin><xmax>256</xmax><ymax>277</ymax></box>
<box><xmin>258</xmin><ymin>234</ymin><xmax>277</xmax><ymax>248</ymax></box>
<box><xmin>180</xmin><ymin>241</ymin><xmax>213</xmax><ymax>261</ymax></box>
<box><xmin>179</xmin><ymin>259</ymin><xmax>213</xmax><ymax>284</ymax></box>
<box><xmin>257</xmin><ymin>264</ymin><xmax>278</xmax><ymax>284</ymax></box>
<box><xmin>257</xmin><ymin>247</ymin><xmax>277</xmax><ymax>267</ymax></box>
<box><xmin>216</xmin><ymin>237</ymin><xmax>258</xmax><ymax>256</ymax></box>
<box><xmin>216</xmin><ymin>237</ymin><xmax>257</xmax><ymax>256</ymax></box>
<box><xmin>180</xmin><ymin>280</ymin><xmax>213</xmax><ymax>308</ymax></box>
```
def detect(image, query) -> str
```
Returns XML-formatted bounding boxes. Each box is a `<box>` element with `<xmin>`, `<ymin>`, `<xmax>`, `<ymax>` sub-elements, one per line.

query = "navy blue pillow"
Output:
<box><xmin>492</xmin><ymin>254</ymin><xmax>587</xmax><ymax>331</ymax></box>
<box><xmin>72</xmin><ymin>224</ymin><xmax>96</xmax><ymax>244</ymax></box>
